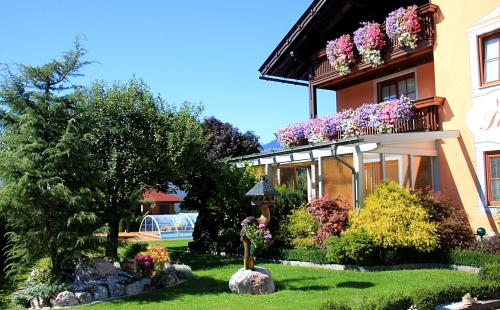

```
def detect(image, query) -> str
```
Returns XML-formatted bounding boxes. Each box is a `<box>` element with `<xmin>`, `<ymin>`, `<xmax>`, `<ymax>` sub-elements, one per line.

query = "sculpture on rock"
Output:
<box><xmin>241</xmin><ymin>175</ymin><xmax>279</xmax><ymax>270</ymax></box>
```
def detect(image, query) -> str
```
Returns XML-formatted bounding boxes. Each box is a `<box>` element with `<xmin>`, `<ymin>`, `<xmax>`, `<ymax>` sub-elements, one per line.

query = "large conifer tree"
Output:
<box><xmin>0</xmin><ymin>43</ymin><xmax>101</xmax><ymax>275</ymax></box>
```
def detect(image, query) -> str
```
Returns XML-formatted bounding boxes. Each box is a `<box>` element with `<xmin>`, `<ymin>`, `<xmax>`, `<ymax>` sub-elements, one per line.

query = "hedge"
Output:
<box><xmin>261</xmin><ymin>248</ymin><xmax>499</xmax><ymax>268</ymax></box>
<box><xmin>321</xmin><ymin>282</ymin><xmax>500</xmax><ymax>310</ymax></box>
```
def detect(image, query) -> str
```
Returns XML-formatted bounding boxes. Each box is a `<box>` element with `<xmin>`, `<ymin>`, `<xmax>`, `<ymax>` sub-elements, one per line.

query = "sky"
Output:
<box><xmin>0</xmin><ymin>1</ymin><xmax>336</xmax><ymax>144</ymax></box>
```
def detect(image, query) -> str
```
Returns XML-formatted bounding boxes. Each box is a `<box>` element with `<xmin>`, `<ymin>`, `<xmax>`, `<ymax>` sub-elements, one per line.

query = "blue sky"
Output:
<box><xmin>0</xmin><ymin>1</ymin><xmax>336</xmax><ymax>143</ymax></box>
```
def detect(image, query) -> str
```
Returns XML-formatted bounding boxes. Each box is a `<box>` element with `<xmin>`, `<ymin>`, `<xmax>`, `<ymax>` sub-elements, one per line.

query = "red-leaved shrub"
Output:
<box><xmin>414</xmin><ymin>188</ymin><xmax>475</xmax><ymax>250</ymax></box>
<box><xmin>308</xmin><ymin>195</ymin><xmax>350</xmax><ymax>246</ymax></box>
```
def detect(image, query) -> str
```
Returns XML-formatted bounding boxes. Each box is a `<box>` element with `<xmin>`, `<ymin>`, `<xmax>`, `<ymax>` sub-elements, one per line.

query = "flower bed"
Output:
<box><xmin>353</xmin><ymin>22</ymin><xmax>386</xmax><ymax>67</ymax></box>
<box><xmin>385</xmin><ymin>5</ymin><xmax>421</xmax><ymax>49</ymax></box>
<box><xmin>275</xmin><ymin>97</ymin><xmax>414</xmax><ymax>148</ymax></box>
<box><xmin>326</xmin><ymin>34</ymin><xmax>355</xmax><ymax>76</ymax></box>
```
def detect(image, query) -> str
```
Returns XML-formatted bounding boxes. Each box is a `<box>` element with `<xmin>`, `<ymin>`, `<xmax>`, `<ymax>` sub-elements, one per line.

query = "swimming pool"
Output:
<box><xmin>139</xmin><ymin>213</ymin><xmax>198</xmax><ymax>239</ymax></box>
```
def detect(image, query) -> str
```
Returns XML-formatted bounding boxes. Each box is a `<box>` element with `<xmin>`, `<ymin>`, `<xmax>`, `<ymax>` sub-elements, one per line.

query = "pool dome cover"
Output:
<box><xmin>139</xmin><ymin>213</ymin><xmax>198</xmax><ymax>238</ymax></box>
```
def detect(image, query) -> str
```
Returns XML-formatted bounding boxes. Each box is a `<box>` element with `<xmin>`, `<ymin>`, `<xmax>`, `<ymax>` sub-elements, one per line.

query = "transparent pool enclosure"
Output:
<box><xmin>139</xmin><ymin>213</ymin><xmax>198</xmax><ymax>239</ymax></box>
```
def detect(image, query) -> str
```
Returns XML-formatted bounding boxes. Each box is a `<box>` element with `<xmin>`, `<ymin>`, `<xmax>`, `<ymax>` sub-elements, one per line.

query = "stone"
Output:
<box><xmin>30</xmin><ymin>297</ymin><xmax>50</xmax><ymax>309</ymax></box>
<box><xmin>229</xmin><ymin>267</ymin><xmax>275</xmax><ymax>294</ymax></box>
<box><xmin>173</xmin><ymin>264</ymin><xmax>193</xmax><ymax>280</ymax></box>
<box><xmin>75</xmin><ymin>291</ymin><xmax>92</xmax><ymax>304</ymax></box>
<box><xmin>74</xmin><ymin>258</ymin><xmax>117</xmax><ymax>282</ymax></box>
<box><xmin>51</xmin><ymin>291</ymin><xmax>79</xmax><ymax>307</ymax></box>
<box><xmin>93</xmin><ymin>285</ymin><xmax>109</xmax><ymax>301</ymax></box>
<box><xmin>125</xmin><ymin>278</ymin><xmax>151</xmax><ymax>296</ymax></box>
<box><xmin>152</xmin><ymin>271</ymin><xmax>178</xmax><ymax>288</ymax></box>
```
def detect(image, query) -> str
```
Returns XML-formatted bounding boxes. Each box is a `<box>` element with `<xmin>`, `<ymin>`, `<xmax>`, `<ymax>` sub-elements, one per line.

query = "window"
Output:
<box><xmin>478</xmin><ymin>29</ymin><xmax>500</xmax><ymax>87</ymax></box>
<box><xmin>377</xmin><ymin>73</ymin><xmax>416</xmax><ymax>102</ymax></box>
<box><xmin>485</xmin><ymin>151</ymin><xmax>500</xmax><ymax>206</ymax></box>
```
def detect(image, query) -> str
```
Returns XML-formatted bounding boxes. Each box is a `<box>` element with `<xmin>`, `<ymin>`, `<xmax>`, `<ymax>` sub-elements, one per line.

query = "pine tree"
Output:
<box><xmin>0</xmin><ymin>43</ymin><xmax>102</xmax><ymax>275</ymax></box>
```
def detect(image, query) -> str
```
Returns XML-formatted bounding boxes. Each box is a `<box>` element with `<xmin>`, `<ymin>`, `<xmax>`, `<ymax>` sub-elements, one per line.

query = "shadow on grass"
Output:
<box><xmin>170</xmin><ymin>252</ymin><xmax>241</xmax><ymax>271</ymax></box>
<box><xmin>287</xmin><ymin>285</ymin><xmax>331</xmax><ymax>291</ymax></box>
<box><xmin>336</xmin><ymin>281</ymin><xmax>375</xmax><ymax>289</ymax></box>
<box><xmin>0</xmin><ymin>276</ymin><xmax>15</xmax><ymax>309</ymax></box>
<box><xmin>102</xmin><ymin>275</ymin><xmax>230</xmax><ymax>306</ymax></box>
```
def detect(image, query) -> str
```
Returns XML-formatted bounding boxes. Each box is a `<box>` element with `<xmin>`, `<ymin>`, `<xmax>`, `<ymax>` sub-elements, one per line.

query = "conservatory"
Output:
<box><xmin>139</xmin><ymin>213</ymin><xmax>198</xmax><ymax>239</ymax></box>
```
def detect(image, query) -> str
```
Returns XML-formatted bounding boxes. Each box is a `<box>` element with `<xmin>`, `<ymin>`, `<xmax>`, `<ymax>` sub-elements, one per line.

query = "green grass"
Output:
<box><xmin>1</xmin><ymin>239</ymin><xmax>484</xmax><ymax>310</ymax></box>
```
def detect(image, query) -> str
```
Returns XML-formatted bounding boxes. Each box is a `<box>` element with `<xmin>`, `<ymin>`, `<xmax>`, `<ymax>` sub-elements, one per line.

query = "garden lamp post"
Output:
<box><xmin>242</xmin><ymin>175</ymin><xmax>279</xmax><ymax>270</ymax></box>
<box><xmin>476</xmin><ymin>227</ymin><xmax>486</xmax><ymax>240</ymax></box>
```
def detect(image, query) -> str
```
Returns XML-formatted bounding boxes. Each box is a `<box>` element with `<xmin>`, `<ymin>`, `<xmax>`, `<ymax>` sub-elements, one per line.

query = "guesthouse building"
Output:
<box><xmin>233</xmin><ymin>0</ymin><xmax>500</xmax><ymax>233</ymax></box>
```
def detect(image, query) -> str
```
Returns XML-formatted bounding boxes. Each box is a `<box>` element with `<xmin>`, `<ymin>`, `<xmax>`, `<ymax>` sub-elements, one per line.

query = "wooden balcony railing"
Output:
<box><xmin>310</xmin><ymin>3</ymin><xmax>438</xmax><ymax>89</ymax></box>
<box><xmin>332</xmin><ymin>96</ymin><xmax>444</xmax><ymax>139</ymax></box>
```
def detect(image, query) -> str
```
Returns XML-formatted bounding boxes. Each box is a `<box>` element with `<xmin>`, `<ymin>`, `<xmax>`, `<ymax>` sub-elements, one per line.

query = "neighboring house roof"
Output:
<box><xmin>143</xmin><ymin>189</ymin><xmax>183</xmax><ymax>203</ymax></box>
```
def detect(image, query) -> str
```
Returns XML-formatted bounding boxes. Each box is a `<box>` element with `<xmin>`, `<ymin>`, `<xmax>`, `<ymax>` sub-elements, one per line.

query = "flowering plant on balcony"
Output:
<box><xmin>275</xmin><ymin>97</ymin><xmax>414</xmax><ymax>147</ymax></box>
<box><xmin>385</xmin><ymin>5</ymin><xmax>421</xmax><ymax>49</ymax></box>
<box><xmin>353</xmin><ymin>22</ymin><xmax>386</xmax><ymax>67</ymax></box>
<box><xmin>326</xmin><ymin>34</ymin><xmax>355</xmax><ymax>76</ymax></box>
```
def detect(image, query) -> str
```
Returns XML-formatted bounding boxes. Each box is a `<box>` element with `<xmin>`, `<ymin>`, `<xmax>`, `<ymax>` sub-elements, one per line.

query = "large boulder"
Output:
<box><xmin>74</xmin><ymin>258</ymin><xmax>117</xmax><ymax>282</ymax></box>
<box><xmin>173</xmin><ymin>264</ymin><xmax>193</xmax><ymax>280</ymax></box>
<box><xmin>229</xmin><ymin>267</ymin><xmax>275</xmax><ymax>295</ymax></box>
<box><xmin>93</xmin><ymin>285</ymin><xmax>109</xmax><ymax>301</ymax></box>
<box><xmin>125</xmin><ymin>278</ymin><xmax>151</xmax><ymax>296</ymax></box>
<box><xmin>75</xmin><ymin>291</ymin><xmax>92</xmax><ymax>304</ymax></box>
<box><xmin>51</xmin><ymin>291</ymin><xmax>79</xmax><ymax>307</ymax></box>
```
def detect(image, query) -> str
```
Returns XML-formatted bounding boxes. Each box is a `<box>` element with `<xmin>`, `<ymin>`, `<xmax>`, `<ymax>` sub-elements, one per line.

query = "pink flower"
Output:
<box><xmin>144</xmin><ymin>261</ymin><xmax>151</xmax><ymax>268</ymax></box>
<box><xmin>259</xmin><ymin>223</ymin><xmax>266</xmax><ymax>229</ymax></box>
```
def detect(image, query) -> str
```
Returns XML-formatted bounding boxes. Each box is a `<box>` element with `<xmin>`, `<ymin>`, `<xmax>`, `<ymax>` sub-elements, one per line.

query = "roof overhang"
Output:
<box><xmin>230</xmin><ymin>131</ymin><xmax>460</xmax><ymax>166</ymax></box>
<box><xmin>259</xmin><ymin>0</ymin><xmax>429</xmax><ymax>82</ymax></box>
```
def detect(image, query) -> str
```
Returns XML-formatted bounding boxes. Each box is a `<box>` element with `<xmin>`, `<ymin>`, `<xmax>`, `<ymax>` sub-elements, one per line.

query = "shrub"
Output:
<box><xmin>271</xmin><ymin>185</ymin><xmax>305</xmax><ymax>246</ymax></box>
<box><xmin>190</xmin><ymin>164</ymin><xmax>256</xmax><ymax>253</ymax></box>
<box><xmin>470</xmin><ymin>234</ymin><xmax>500</xmax><ymax>254</ymax></box>
<box><xmin>263</xmin><ymin>248</ymin><xmax>329</xmax><ymax>264</ymax></box>
<box><xmin>308</xmin><ymin>196</ymin><xmax>350</xmax><ymax>246</ymax></box>
<box><xmin>479</xmin><ymin>262</ymin><xmax>500</xmax><ymax>283</ymax></box>
<box><xmin>325</xmin><ymin>230</ymin><xmax>375</xmax><ymax>265</ymax></box>
<box><xmin>448</xmin><ymin>249</ymin><xmax>500</xmax><ymax>268</ymax></box>
<box><xmin>119</xmin><ymin>242</ymin><xmax>149</xmax><ymax>263</ymax></box>
<box><xmin>12</xmin><ymin>280</ymin><xmax>69</xmax><ymax>308</ymax></box>
<box><xmin>350</xmin><ymin>181</ymin><xmax>439</xmax><ymax>252</ymax></box>
<box><xmin>414</xmin><ymin>188</ymin><xmax>475</xmax><ymax>250</ymax></box>
<box><xmin>279</xmin><ymin>205</ymin><xmax>318</xmax><ymax>249</ymax></box>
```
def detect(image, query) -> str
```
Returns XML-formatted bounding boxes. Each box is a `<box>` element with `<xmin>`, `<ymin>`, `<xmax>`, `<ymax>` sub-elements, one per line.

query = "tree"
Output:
<box><xmin>84</xmin><ymin>80</ymin><xmax>206</xmax><ymax>258</ymax></box>
<box><xmin>0</xmin><ymin>43</ymin><xmax>102</xmax><ymax>275</ymax></box>
<box><xmin>187</xmin><ymin>117</ymin><xmax>262</xmax><ymax>252</ymax></box>
<box><xmin>201</xmin><ymin>116</ymin><xmax>261</xmax><ymax>160</ymax></box>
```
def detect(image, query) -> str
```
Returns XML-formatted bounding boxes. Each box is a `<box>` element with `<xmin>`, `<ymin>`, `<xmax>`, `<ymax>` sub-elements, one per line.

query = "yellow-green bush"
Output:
<box><xmin>279</xmin><ymin>204</ymin><xmax>319</xmax><ymax>249</ymax></box>
<box><xmin>349</xmin><ymin>181</ymin><xmax>439</xmax><ymax>252</ymax></box>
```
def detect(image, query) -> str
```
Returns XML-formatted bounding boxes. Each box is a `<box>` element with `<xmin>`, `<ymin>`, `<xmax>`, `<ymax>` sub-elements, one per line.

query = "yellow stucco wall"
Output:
<box><xmin>432</xmin><ymin>0</ymin><xmax>499</xmax><ymax>233</ymax></box>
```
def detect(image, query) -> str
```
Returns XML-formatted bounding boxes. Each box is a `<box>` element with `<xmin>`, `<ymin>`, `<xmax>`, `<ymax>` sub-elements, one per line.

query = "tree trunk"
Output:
<box><xmin>49</xmin><ymin>242</ymin><xmax>62</xmax><ymax>275</ymax></box>
<box><xmin>105</xmin><ymin>216</ymin><xmax>120</xmax><ymax>259</ymax></box>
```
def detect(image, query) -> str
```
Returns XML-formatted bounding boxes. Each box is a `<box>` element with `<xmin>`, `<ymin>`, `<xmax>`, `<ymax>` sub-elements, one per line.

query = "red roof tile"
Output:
<box><xmin>143</xmin><ymin>189</ymin><xmax>183</xmax><ymax>203</ymax></box>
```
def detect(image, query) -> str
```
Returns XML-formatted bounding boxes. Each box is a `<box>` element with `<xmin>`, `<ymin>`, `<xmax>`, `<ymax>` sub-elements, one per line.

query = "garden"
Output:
<box><xmin>0</xmin><ymin>5</ymin><xmax>499</xmax><ymax>309</ymax></box>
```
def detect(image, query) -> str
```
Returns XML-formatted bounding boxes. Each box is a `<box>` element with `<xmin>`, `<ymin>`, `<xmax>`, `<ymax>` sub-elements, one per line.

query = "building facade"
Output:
<box><xmin>235</xmin><ymin>0</ymin><xmax>499</xmax><ymax>234</ymax></box>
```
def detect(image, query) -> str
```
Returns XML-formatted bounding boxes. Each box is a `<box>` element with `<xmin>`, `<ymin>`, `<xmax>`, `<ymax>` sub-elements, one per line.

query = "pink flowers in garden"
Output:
<box><xmin>245</xmin><ymin>223</ymin><xmax>272</xmax><ymax>248</ymax></box>
<box><xmin>326</xmin><ymin>34</ymin><xmax>355</xmax><ymax>76</ymax></box>
<box><xmin>135</xmin><ymin>253</ymin><xmax>154</xmax><ymax>277</ymax></box>
<box><xmin>385</xmin><ymin>5</ymin><xmax>421</xmax><ymax>48</ymax></box>
<box><xmin>275</xmin><ymin>97</ymin><xmax>414</xmax><ymax>148</ymax></box>
<box><xmin>353</xmin><ymin>22</ymin><xmax>386</xmax><ymax>67</ymax></box>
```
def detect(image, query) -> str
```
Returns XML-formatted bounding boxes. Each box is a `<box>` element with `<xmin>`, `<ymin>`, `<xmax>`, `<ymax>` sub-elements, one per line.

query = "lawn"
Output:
<box><xmin>0</xmin><ymin>239</ymin><xmax>483</xmax><ymax>309</ymax></box>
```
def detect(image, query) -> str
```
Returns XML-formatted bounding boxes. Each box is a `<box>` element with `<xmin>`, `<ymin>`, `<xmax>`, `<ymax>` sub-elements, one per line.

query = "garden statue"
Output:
<box><xmin>241</xmin><ymin>175</ymin><xmax>279</xmax><ymax>270</ymax></box>
<box><xmin>229</xmin><ymin>175</ymin><xmax>279</xmax><ymax>294</ymax></box>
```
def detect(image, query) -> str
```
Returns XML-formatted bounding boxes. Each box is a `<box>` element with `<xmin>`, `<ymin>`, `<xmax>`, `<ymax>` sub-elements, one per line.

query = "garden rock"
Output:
<box><xmin>93</xmin><ymin>285</ymin><xmax>109</xmax><ymax>301</ymax></box>
<box><xmin>74</xmin><ymin>258</ymin><xmax>117</xmax><ymax>282</ymax></box>
<box><xmin>75</xmin><ymin>291</ymin><xmax>92</xmax><ymax>304</ymax></box>
<box><xmin>125</xmin><ymin>278</ymin><xmax>151</xmax><ymax>296</ymax></box>
<box><xmin>52</xmin><ymin>291</ymin><xmax>79</xmax><ymax>307</ymax></box>
<box><xmin>229</xmin><ymin>267</ymin><xmax>275</xmax><ymax>294</ymax></box>
<box><xmin>30</xmin><ymin>297</ymin><xmax>50</xmax><ymax>309</ymax></box>
<box><xmin>173</xmin><ymin>264</ymin><xmax>193</xmax><ymax>280</ymax></box>
<box><xmin>152</xmin><ymin>271</ymin><xmax>178</xmax><ymax>288</ymax></box>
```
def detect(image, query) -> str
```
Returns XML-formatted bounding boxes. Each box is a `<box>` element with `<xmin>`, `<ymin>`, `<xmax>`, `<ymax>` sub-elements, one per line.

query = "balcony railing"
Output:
<box><xmin>330</xmin><ymin>96</ymin><xmax>444</xmax><ymax>140</ymax></box>
<box><xmin>310</xmin><ymin>3</ymin><xmax>438</xmax><ymax>89</ymax></box>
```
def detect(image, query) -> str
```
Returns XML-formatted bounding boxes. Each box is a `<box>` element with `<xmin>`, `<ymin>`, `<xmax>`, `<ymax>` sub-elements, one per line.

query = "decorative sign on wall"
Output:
<box><xmin>467</xmin><ymin>92</ymin><xmax>500</xmax><ymax>139</ymax></box>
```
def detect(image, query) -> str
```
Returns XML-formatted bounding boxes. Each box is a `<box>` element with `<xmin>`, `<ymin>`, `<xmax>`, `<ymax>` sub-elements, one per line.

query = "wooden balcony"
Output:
<box><xmin>332</xmin><ymin>96</ymin><xmax>444</xmax><ymax>140</ymax></box>
<box><xmin>310</xmin><ymin>3</ymin><xmax>438</xmax><ymax>90</ymax></box>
